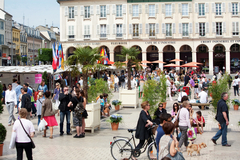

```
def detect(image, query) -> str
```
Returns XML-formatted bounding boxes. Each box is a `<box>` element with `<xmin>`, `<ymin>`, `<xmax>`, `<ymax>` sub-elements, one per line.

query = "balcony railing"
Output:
<box><xmin>116</xmin><ymin>33</ymin><xmax>122</xmax><ymax>37</ymax></box>
<box><xmin>100</xmin><ymin>34</ymin><xmax>106</xmax><ymax>38</ymax></box>
<box><xmin>68</xmin><ymin>35</ymin><xmax>75</xmax><ymax>39</ymax></box>
<box><xmin>84</xmin><ymin>35</ymin><xmax>91</xmax><ymax>39</ymax></box>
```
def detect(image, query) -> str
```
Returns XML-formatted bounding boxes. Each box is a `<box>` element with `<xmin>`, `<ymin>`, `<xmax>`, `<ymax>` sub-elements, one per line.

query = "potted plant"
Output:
<box><xmin>112</xmin><ymin>100</ymin><xmax>122</xmax><ymax>110</ymax></box>
<box><xmin>231</xmin><ymin>99</ymin><xmax>240</xmax><ymax>110</ymax></box>
<box><xmin>0</xmin><ymin>123</ymin><xmax>7</xmax><ymax>156</ymax></box>
<box><xmin>107</xmin><ymin>114</ymin><xmax>123</xmax><ymax>130</ymax></box>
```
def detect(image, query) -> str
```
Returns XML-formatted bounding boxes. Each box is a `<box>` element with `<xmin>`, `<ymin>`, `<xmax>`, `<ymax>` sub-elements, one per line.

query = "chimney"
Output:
<box><xmin>0</xmin><ymin>0</ymin><xmax>5</xmax><ymax>10</ymax></box>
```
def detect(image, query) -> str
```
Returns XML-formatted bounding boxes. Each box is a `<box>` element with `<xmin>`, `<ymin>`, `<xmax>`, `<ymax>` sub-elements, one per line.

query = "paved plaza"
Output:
<box><xmin>1</xmin><ymin>89</ymin><xmax>240</xmax><ymax>160</ymax></box>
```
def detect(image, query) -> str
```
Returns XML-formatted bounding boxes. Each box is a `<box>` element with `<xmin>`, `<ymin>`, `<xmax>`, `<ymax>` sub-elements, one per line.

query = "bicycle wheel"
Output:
<box><xmin>147</xmin><ymin>141</ymin><xmax>158</xmax><ymax>160</ymax></box>
<box><xmin>111</xmin><ymin>139</ymin><xmax>133</xmax><ymax>160</ymax></box>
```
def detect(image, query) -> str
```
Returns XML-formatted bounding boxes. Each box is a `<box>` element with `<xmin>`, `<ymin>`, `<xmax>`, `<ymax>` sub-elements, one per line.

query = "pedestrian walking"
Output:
<box><xmin>211</xmin><ymin>92</ymin><xmax>231</xmax><ymax>147</ymax></box>
<box><xmin>58</xmin><ymin>87</ymin><xmax>72</xmax><ymax>136</ymax></box>
<box><xmin>232</xmin><ymin>76</ymin><xmax>239</xmax><ymax>96</ymax></box>
<box><xmin>52</xmin><ymin>82</ymin><xmax>62</xmax><ymax>107</ymax></box>
<box><xmin>21</xmin><ymin>88</ymin><xmax>32</xmax><ymax>120</ymax></box>
<box><xmin>114</xmin><ymin>74</ymin><xmax>119</xmax><ymax>92</ymax></box>
<box><xmin>36</xmin><ymin>91</ymin><xmax>44</xmax><ymax>125</ymax></box>
<box><xmin>5</xmin><ymin>84</ymin><xmax>17</xmax><ymax>126</ymax></box>
<box><xmin>80</xmin><ymin>90</ymin><xmax>88</xmax><ymax>137</ymax></box>
<box><xmin>37</xmin><ymin>80</ymin><xmax>48</xmax><ymax>93</ymax></box>
<box><xmin>15</xmin><ymin>81</ymin><xmax>22</xmax><ymax>114</ymax></box>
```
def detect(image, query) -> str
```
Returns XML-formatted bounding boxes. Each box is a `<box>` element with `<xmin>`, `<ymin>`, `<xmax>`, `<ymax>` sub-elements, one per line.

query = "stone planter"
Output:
<box><xmin>115</xmin><ymin>105</ymin><xmax>120</xmax><ymax>111</ymax></box>
<box><xmin>111</xmin><ymin>123</ymin><xmax>119</xmax><ymax>130</ymax></box>
<box><xmin>119</xmin><ymin>88</ymin><xmax>139</xmax><ymax>109</ymax></box>
<box><xmin>234</xmin><ymin>105</ymin><xmax>239</xmax><ymax>110</ymax></box>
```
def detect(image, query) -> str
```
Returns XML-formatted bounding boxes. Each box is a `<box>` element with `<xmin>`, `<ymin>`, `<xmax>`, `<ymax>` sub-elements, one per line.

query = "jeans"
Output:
<box><xmin>16</xmin><ymin>142</ymin><xmax>33</xmax><ymax>160</ymax></box>
<box><xmin>114</xmin><ymin>83</ymin><xmax>119</xmax><ymax>92</ymax></box>
<box><xmin>16</xmin><ymin>101</ymin><xmax>20</xmax><ymax>113</ymax></box>
<box><xmin>212</xmin><ymin>122</ymin><xmax>228</xmax><ymax>145</ymax></box>
<box><xmin>31</xmin><ymin>102</ymin><xmax>37</xmax><ymax>114</ymax></box>
<box><xmin>121</xmin><ymin>82</ymin><xmax>126</xmax><ymax>89</ymax></box>
<box><xmin>60</xmin><ymin>110</ymin><xmax>71</xmax><ymax>134</ymax></box>
<box><xmin>178</xmin><ymin>126</ymin><xmax>188</xmax><ymax>148</ymax></box>
<box><xmin>233</xmin><ymin>85</ymin><xmax>239</xmax><ymax>96</ymax></box>
<box><xmin>38</xmin><ymin>115</ymin><xmax>41</xmax><ymax>126</ymax></box>
<box><xmin>6</xmin><ymin>102</ymin><xmax>16</xmax><ymax>124</ymax></box>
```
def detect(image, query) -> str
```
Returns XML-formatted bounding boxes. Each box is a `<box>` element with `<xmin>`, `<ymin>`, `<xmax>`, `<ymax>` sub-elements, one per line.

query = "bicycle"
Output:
<box><xmin>110</xmin><ymin>123</ymin><xmax>158</xmax><ymax>160</ymax></box>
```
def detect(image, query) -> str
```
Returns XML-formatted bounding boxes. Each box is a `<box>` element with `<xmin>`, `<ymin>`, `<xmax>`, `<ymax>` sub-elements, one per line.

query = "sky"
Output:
<box><xmin>5</xmin><ymin>0</ymin><xmax>60</xmax><ymax>28</ymax></box>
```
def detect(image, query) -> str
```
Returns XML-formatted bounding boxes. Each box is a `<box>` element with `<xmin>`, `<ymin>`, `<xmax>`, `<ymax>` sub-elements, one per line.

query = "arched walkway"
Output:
<box><xmin>114</xmin><ymin>46</ymin><xmax>125</xmax><ymax>62</ymax></box>
<box><xmin>196</xmin><ymin>44</ymin><xmax>209</xmax><ymax>73</ymax></box>
<box><xmin>131</xmin><ymin>45</ymin><xmax>142</xmax><ymax>61</ymax></box>
<box><xmin>230</xmin><ymin>43</ymin><xmax>240</xmax><ymax>73</ymax></box>
<box><xmin>163</xmin><ymin>45</ymin><xmax>175</xmax><ymax>64</ymax></box>
<box><xmin>180</xmin><ymin>45</ymin><xmax>192</xmax><ymax>65</ymax></box>
<box><xmin>213</xmin><ymin>44</ymin><xmax>226</xmax><ymax>73</ymax></box>
<box><xmin>67</xmin><ymin>46</ymin><xmax>76</xmax><ymax>58</ymax></box>
<box><xmin>146</xmin><ymin>45</ymin><xmax>158</xmax><ymax>69</ymax></box>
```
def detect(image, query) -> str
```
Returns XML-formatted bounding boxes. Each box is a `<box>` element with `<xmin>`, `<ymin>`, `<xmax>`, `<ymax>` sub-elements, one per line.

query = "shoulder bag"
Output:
<box><xmin>19</xmin><ymin>119</ymin><xmax>35</xmax><ymax>149</ymax></box>
<box><xmin>166</xmin><ymin>139</ymin><xmax>185</xmax><ymax>160</ymax></box>
<box><xmin>173</xmin><ymin>109</ymin><xmax>181</xmax><ymax>128</ymax></box>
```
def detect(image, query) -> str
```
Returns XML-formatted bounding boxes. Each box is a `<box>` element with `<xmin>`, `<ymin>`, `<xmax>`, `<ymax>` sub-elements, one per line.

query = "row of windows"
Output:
<box><xmin>66</xmin><ymin>2</ymin><xmax>240</xmax><ymax>19</ymax></box>
<box><xmin>67</xmin><ymin>22</ymin><xmax>239</xmax><ymax>39</ymax></box>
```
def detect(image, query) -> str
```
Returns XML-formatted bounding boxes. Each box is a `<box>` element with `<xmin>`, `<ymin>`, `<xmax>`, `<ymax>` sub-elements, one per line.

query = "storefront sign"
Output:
<box><xmin>201</xmin><ymin>40</ymin><xmax>240</xmax><ymax>44</ymax></box>
<box><xmin>145</xmin><ymin>41</ymin><xmax>176</xmax><ymax>45</ymax></box>
<box><xmin>75</xmin><ymin>42</ymin><xmax>101</xmax><ymax>46</ymax></box>
<box><xmin>111</xmin><ymin>42</ymin><xmax>127</xmax><ymax>45</ymax></box>
<box><xmin>35</xmin><ymin>74</ymin><xmax>42</xmax><ymax>84</ymax></box>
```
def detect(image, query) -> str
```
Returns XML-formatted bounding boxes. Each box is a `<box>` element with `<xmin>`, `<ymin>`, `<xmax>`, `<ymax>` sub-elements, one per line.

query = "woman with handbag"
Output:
<box><xmin>41</xmin><ymin>91</ymin><xmax>58</xmax><ymax>139</ymax></box>
<box><xmin>80</xmin><ymin>90</ymin><xmax>88</xmax><ymax>137</ymax></box>
<box><xmin>159</xmin><ymin>122</ymin><xmax>184</xmax><ymax>160</ymax></box>
<box><xmin>12</xmin><ymin>108</ymin><xmax>35</xmax><ymax>160</ymax></box>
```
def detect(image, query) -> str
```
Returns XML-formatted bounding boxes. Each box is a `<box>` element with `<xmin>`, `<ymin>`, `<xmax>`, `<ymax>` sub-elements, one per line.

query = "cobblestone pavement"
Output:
<box><xmin>0</xmin><ymin>89</ymin><xmax>240</xmax><ymax>160</ymax></box>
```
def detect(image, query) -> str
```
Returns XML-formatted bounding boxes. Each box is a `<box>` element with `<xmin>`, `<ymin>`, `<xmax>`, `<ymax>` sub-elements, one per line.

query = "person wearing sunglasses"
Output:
<box><xmin>153</xmin><ymin>103</ymin><xmax>167</xmax><ymax>125</ymax></box>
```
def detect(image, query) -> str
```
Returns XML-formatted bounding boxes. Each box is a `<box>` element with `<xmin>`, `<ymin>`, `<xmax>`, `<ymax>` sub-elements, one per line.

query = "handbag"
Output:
<box><xmin>187</xmin><ymin>127</ymin><xmax>197</xmax><ymax>141</ymax></box>
<box><xmin>166</xmin><ymin>139</ymin><xmax>185</xmax><ymax>160</ymax></box>
<box><xmin>9</xmin><ymin>132</ymin><xmax>17</xmax><ymax>149</ymax></box>
<box><xmin>19</xmin><ymin>119</ymin><xmax>35</xmax><ymax>149</ymax></box>
<box><xmin>173</xmin><ymin>109</ymin><xmax>181</xmax><ymax>128</ymax></box>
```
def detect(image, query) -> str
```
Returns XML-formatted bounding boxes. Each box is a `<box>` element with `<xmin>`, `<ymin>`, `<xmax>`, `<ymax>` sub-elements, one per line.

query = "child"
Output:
<box><xmin>36</xmin><ymin>91</ymin><xmax>44</xmax><ymax>125</ymax></box>
<box><xmin>196</xmin><ymin>111</ymin><xmax>205</xmax><ymax>133</ymax></box>
<box><xmin>100</xmin><ymin>95</ymin><xmax>105</xmax><ymax>117</ymax></box>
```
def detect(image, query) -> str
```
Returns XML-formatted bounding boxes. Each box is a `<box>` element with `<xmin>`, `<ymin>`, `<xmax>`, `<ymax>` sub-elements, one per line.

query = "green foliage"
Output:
<box><xmin>159</xmin><ymin>72</ymin><xmax>167</xmax><ymax>102</ymax></box>
<box><xmin>209</xmin><ymin>74</ymin><xmax>230</xmax><ymax>113</ymax></box>
<box><xmin>16</xmin><ymin>54</ymin><xmax>21</xmax><ymax>61</ymax></box>
<box><xmin>22</xmin><ymin>57</ymin><xmax>27</xmax><ymax>63</ymax></box>
<box><xmin>106</xmin><ymin>114</ymin><xmax>123</xmax><ymax>124</ymax></box>
<box><xmin>112</xmin><ymin>100</ymin><xmax>122</xmax><ymax>106</ymax></box>
<box><xmin>231</xmin><ymin>99</ymin><xmax>240</xmax><ymax>106</ymax></box>
<box><xmin>0</xmin><ymin>83</ymin><xmax>3</xmax><ymax>114</ymax></box>
<box><xmin>42</xmin><ymin>71</ymin><xmax>47</xmax><ymax>83</ymax></box>
<box><xmin>0</xmin><ymin>123</ymin><xmax>7</xmax><ymax>143</ymax></box>
<box><xmin>87</xmin><ymin>79</ymin><xmax>112</xmax><ymax>103</ymax></box>
<box><xmin>38</xmin><ymin>48</ymin><xmax>52</xmax><ymax>63</ymax></box>
<box><xmin>142</xmin><ymin>79</ymin><xmax>161</xmax><ymax>116</ymax></box>
<box><xmin>114</xmin><ymin>61</ymin><xmax>125</xmax><ymax>70</ymax></box>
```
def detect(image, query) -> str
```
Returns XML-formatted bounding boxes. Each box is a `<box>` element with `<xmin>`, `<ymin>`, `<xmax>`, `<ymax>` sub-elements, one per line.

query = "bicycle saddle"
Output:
<box><xmin>128</xmin><ymin>129</ymin><xmax>136</xmax><ymax>133</ymax></box>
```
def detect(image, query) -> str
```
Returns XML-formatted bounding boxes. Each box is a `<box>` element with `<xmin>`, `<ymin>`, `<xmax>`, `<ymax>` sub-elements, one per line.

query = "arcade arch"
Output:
<box><xmin>180</xmin><ymin>45</ymin><xmax>192</xmax><ymax>65</ymax></box>
<box><xmin>230</xmin><ymin>43</ymin><xmax>240</xmax><ymax>73</ymax></box>
<box><xmin>213</xmin><ymin>44</ymin><xmax>226</xmax><ymax>73</ymax></box>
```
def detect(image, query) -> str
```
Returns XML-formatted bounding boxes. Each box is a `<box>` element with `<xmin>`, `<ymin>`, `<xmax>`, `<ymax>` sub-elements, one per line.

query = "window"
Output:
<box><xmin>232</xmin><ymin>22</ymin><xmax>239</xmax><ymax>35</ymax></box>
<box><xmin>149</xmin><ymin>24</ymin><xmax>155</xmax><ymax>36</ymax></box>
<box><xmin>165</xmin><ymin>4</ymin><xmax>172</xmax><ymax>16</ymax></box>
<box><xmin>182</xmin><ymin>23</ymin><xmax>188</xmax><ymax>36</ymax></box>
<box><xmin>149</xmin><ymin>5</ymin><xmax>155</xmax><ymax>17</ymax></box>
<box><xmin>216</xmin><ymin>3</ymin><xmax>221</xmax><ymax>15</ymax></box>
<box><xmin>0</xmin><ymin>21</ymin><xmax>3</xmax><ymax>30</ymax></box>
<box><xmin>100</xmin><ymin>5</ymin><xmax>106</xmax><ymax>18</ymax></box>
<box><xmin>116</xmin><ymin>5</ymin><xmax>122</xmax><ymax>17</ymax></box>
<box><xmin>232</xmin><ymin>3</ymin><xmax>238</xmax><ymax>15</ymax></box>
<box><xmin>132</xmin><ymin>5</ymin><xmax>139</xmax><ymax>17</ymax></box>
<box><xmin>100</xmin><ymin>25</ymin><xmax>106</xmax><ymax>37</ymax></box>
<box><xmin>116</xmin><ymin>24</ymin><xmax>122</xmax><ymax>37</ymax></box>
<box><xmin>133</xmin><ymin>24</ymin><xmax>139</xmax><ymax>37</ymax></box>
<box><xmin>84</xmin><ymin>6</ymin><xmax>90</xmax><ymax>18</ymax></box>
<box><xmin>84</xmin><ymin>25</ymin><xmax>90</xmax><ymax>39</ymax></box>
<box><xmin>216</xmin><ymin>22</ymin><xmax>222</xmax><ymax>35</ymax></box>
<box><xmin>68</xmin><ymin>26</ymin><xmax>74</xmax><ymax>38</ymax></box>
<box><xmin>166</xmin><ymin>24</ymin><xmax>172</xmax><ymax>36</ymax></box>
<box><xmin>199</xmin><ymin>4</ymin><xmax>205</xmax><ymax>16</ymax></box>
<box><xmin>69</xmin><ymin>7</ymin><xmax>74</xmax><ymax>19</ymax></box>
<box><xmin>199</xmin><ymin>23</ymin><xmax>205</xmax><ymax>36</ymax></box>
<box><xmin>182</xmin><ymin>4</ymin><xmax>188</xmax><ymax>16</ymax></box>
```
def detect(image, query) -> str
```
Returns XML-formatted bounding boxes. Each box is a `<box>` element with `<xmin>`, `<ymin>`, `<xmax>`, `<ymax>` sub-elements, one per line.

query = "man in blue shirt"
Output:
<box><xmin>23</xmin><ymin>83</ymin><xmax>32</xmax><ymax>97</ymax></box>
<box><xmin>155</xmin><ymin>113</ymin><xmax>172</xmax><ymax>158</ymax></box>
<box><xmin>64</xmin><ymin>76</ymin><xmax>68</xmax><ymax>86</ymax></box>
<box><xmin>14</xmin><ymin>81</ymin><xmax>22</xmax><ymax>114</ymax></box>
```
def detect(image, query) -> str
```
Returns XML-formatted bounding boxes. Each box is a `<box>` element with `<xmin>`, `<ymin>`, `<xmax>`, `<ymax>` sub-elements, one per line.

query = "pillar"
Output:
<box><xmin>142</xmin><ymin>51</ymin><xmax>147</xmax><ymax>65</ymax></box>
<box><xmin>110</xmin><ymin>51</ymin><xmax>114</xmax><ymax>62</ymax></box>
<box><xmin>209</xmin><ymin>50</ymin><xmax>213</xmax><ymax>75</ymax></box>
<box><xmin>175</xmin><ymin>51</ymin><xmax>180</xmax><ymax>71</ymax></box>
<box><xmin>159</xmin><ymin>51</ymin><xmax>163</xmax><ymax>70</ymax></box>
<box><xmin>225</xmin><ymin>50</ymin><xmax>230</xmax><ymax>73</ymax></box>
<box><xmin>192</xmin><ymin>51</ymin><xmax>196</xmax><ymax>69</ymax></box>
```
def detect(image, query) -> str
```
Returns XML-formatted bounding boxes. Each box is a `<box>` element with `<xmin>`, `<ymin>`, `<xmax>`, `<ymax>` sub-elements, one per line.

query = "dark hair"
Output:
<box><xmin>13</xmin><ymin>79</ymin><xmax>17</xmax><ymax>82</ymax></box>
<box><xmin>24</xmin><ymin>83</ymin><xmax>29</xmax><ymax>87</ymax></box>
<box><xmin>77</xmin><ymin>83</ymin><xmax>80</xmax><ymax>86</ymax></box>
<box><xmin>159</xmin><ymin>114</ymin><xmax>168</xmax><ymax>124</ymax></box>
<box><xmin>196</xmin><ymin>111</ymin><xmax>202</xmax><ymax>117</ymax></box>
<box><xmin>100</xmin><ymin>95</ymin><xmax>103</xmax><ymax>99</ymax></box>
<box><xmin>103</xmin><ymin>93</ymin><xmax>108</xmax><ymax>98</ymax></box>
<box><xmin>44</xmin><ymin>91</ymin><xmax>51</xmax><ymax>98</ymax></box>
<box><xmin>23</xmin><ymin>87</ymin><xmax>28</xmax><ymax>92</ymax></box>
<box><xmin>181</xmin><ymin>96</ymin><xmax>188</xmax><ymax>102</ymax></box>
<box><xmin>158</xmin><ymin>103</ymin><xmax>163</xmax><ymax>107</ymax></box>
<box><xmin>75</xmin><ymin>88</ymin><xmax>81</xmax><ymax>97</ymax></box>
<box><xmin>235</xmin><ymin>76</ymin><xmax>238</xmax><ymax>79</ymax></box>
<box><xmin>8</xmin><ymin>83</ymin><xmax>12</xmax><ymax>87</ymax></box>
<box><xmin>161</xmin><ymin>157</ymin><xmax>171</xmax><ymax>160</ymax></box>
<box><xmin>173</xmin><ymin>103</ymin><xmax>179</xmax><ymax>112</ymax></box>
<box><xmin>221</xmin><ymin>92</ymin><xmax>228</xmax><ymax>99</ymax></box>
<box><xmin>162</xmin><ymin>122</ymin><xmax>175</xmax><ymax>134</ymax></box>
<box><xmin>17</xmin><ymin>81</ymin><xmax>20</xmax><ymax>85</ymax></box>
<box><xmin>80</xmin><ymin>90</ymin><xmax>84</xmax><ymax>97</ymax></box>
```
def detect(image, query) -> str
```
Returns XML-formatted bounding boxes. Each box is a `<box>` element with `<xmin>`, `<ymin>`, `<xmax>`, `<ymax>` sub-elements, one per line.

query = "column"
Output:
<box><xmin>225</xmin><ymin>50</ymin><xmax>230</xmax><ymax>73</ymax></box>
<box><xmin>142</xmin><ymin>51</ymin><xmax>147</xmax><ymax>65</ymax></box>
<box><xmin>110</xmin><ymin>51</ymin><xmax>114</xmax><ymax>62</ymax></box>
<box><xmin>159</xmin><ymin>51</ymin><xmax>163</xmax><ymax>70</ymax></box>
<box><xmin>175</xmin><ymin>51</ymin><xmax>180</xmax><ymax>71</ymax></box>
<box><xmin>192</xmin><ymin>51</ymin><xmax>196</xmax><ymax>69</ymax></box>
<box><xmin>209</xmin><ymin>50</ymin><xmax>213</xmax><ymax>75</ymax></box>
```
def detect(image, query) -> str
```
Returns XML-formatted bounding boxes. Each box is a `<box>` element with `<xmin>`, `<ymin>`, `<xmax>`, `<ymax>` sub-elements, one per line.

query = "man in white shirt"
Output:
<box><xmin>5</xmin><ymin>84</ymin><xmax>17</xmax><ymax>126</ymax></box>
<box><xmin>78</xmin><ymin>77</ymin><xmax>83</xmax><ymax>88</ymax></box>
<box><xmin>166</xmin><ymin>76</ymin><xmax>173</xmax><ymax>101</ymax></box>
<box><xmin>197</xmin><ymin>87</ymin><xmax>208</xmax><ymax>109</ymax></box>
<box><xmin>130</xmin><ymin>76</ymin><xmax>137</xmax><ymax>89</ymax></box>
<box><xmin>178</xmin><ymin>88</ymin><xmax>188</xmax><ymax>102</ymax></box>
<box><xmin>114</xmin><ymin>74</ymin><xmax>119</xmax><ymax>92</ymax></box>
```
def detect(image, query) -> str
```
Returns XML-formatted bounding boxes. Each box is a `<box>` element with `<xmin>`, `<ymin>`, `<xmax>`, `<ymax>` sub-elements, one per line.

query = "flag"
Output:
<box><xmin>98</xmin><ymin>48</ymin><xmax>105</xmax><ymax>64</ymax></box>
<box><xmin>56</xmin><ymin>43</ymin><xmax>59</xmax><ymax>68</ymax></box>
<box><xmin>58</xmin><ymin>43</ymin><xmax>62</xmax><ymax>69</ymax></box>
<box><xmin>104</xmin><ymin>49</ymin><xmax>109</xmax><ymax>64</ymax></box>
<box><xmin>61</xmin><ymin>44</ymin><xmax>64</xmax><ymax>70</ymax></box>
<box><xmin>52</xmin><ymin>43</ymin><xmax>57</xmax><ymax>71</ymax></box>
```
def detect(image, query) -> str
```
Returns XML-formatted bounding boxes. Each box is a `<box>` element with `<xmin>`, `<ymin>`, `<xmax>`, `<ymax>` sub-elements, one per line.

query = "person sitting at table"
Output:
<box><xmin>197</xmin><ymin>87</ymin><xmax>208</xmax><ymax>109</ymax></box>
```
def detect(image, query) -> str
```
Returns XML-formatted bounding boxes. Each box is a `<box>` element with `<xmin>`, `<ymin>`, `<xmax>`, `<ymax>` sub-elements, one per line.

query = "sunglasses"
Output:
<box><xmin>159</xmin><ymin>106</ymin><xmax>163</xmax><ymax>107</ymax></box>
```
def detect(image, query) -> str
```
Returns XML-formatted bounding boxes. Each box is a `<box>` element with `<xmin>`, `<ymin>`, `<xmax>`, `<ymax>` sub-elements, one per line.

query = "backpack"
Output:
<box><xmin>24</xmin><ymin>95</ymin><xmax>32</xmax><ymax>112</ymax></box>
<box><xmin>74</xmin><ymin>97</ymin><xmax>85</xmax><ymax>119</ymax></box>
<box><xmin>120</xmin><ymin>75</ymin><xmax>125</xmax><ymax>82</ymax></box>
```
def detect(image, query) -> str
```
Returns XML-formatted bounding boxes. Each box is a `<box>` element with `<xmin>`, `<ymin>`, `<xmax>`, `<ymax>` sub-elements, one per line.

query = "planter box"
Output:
<box><xmin>119</xmin><ymin>88</ymin><xmax>139</xmax><ymax>109</ymax></box>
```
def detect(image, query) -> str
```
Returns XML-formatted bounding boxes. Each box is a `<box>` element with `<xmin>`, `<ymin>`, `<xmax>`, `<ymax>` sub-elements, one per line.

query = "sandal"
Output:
<box><xmin>49</xmin><ymin>136</ymin><xmax>53</xmax><ymax>139</ymax></box>
<box><xmin>42</xmin><ymin>135</ymin><xmax>46</xmax><ymax>137</ymax></box>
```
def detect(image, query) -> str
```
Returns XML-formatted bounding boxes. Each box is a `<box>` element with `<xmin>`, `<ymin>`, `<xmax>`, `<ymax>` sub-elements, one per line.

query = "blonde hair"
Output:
<box><xmin>182</xmin><ymin>101</ymin><xmax>189</xmax><ymax>108</ymax></box>
<box><xmin>37</xmin><ymin>91</ymin><xmax>43</xmax><ymax>99</ymax></box>
<box><xmin>56</xmin><ymin>82</ymin><xmax>60</xmax><ymax>86</ymax></box>
<box><xmin>141</xmin><ymin>101</ymin><xmax>149</xmax><ymax>109</ymax></box>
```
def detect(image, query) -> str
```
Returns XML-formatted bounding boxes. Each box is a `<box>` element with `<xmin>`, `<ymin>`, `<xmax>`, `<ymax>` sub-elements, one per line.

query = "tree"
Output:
<box><xmin>38</xmin><ymin>48</ymin><xmax>52</xmax><ymax>64</ymax></box>
<box><xmin>22</xmin><ymin>57</ymin><xmax>27</xmax><ymax>63</ymax></box>
<box><xmin>65</xmin><ymin>47</ymin><xmax>105</xmax><ymax>101</ymax></box>
<box><xmin>114</xmin><ymin>61</ymin><xmax>125</xmax><ymax>70</ymax></box>
<box><xmin>117</xmin><ymin>47</ymin><xmax>140</xmax><ymax>90</ymax></box>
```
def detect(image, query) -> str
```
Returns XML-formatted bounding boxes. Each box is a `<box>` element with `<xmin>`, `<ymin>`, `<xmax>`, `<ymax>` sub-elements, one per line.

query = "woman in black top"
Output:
<box><xmin>135</xmin><ymin>101</ymin><xmax>155</xmax><ymax>159</ymax></box>
<box><xmin>68</xmin><ymin>88</ymin><xmax>84</xmax><ymax>138</ymax></box>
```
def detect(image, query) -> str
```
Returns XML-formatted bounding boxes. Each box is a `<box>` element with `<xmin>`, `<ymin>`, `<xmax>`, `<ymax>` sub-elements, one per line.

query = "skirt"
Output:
<box><xmin>43</xmin><ymin>115</ymin><xmax>58</xmax><ymax>127</ymax></box>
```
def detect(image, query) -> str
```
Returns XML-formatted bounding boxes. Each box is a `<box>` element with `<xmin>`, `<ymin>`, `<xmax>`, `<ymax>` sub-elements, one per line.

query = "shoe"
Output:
<box><xmin>60</xmin><ymin>133</ymin><xmax>63</xmax><ymax>136</ymax></box>
<box><xmin>82</xmin><ymin>133</ymin><xmax>85</xmax><ymax>137</ymax></box>
<box><xmin>77</xmin><ymin>134</ymin><xmax>84</xmax><ymax>138</ymax></box>
<box><xmin>211</xmin><ymin>139</ymin><xmax>217</xmax><ymax>145</ymax></box>
<box><xmin>223</xmin><ymin>144</ymin><xmax>231</xmax><ymax>147</ymax></box>
<box><xmin>15</xmin><ymin>112</ymin><xmax>18</xmax><ymax>114</ymax></box>
<box><xmin>8</xmin><ymin>124</ymin><xmax>11</xmax><ymax>126</ymax></box>
<box><xmin>73</xmin><ymin>134</ymin><xmax>78</xmax><ymax>138</ymax></box>
<box><xmin>67</xmin><ymin>133</ymin><xmax>72</xmax><ymax>135</ymax></box>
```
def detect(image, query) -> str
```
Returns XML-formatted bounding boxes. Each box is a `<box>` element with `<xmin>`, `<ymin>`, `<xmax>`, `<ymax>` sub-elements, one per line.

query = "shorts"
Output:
<box><xmin>72</xmin><ymin>112</ymin><xmax>82</xmax><ymax>127</ymax></box>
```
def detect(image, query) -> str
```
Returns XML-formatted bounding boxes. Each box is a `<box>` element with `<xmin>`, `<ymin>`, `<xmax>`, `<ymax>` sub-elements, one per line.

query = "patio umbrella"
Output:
<box><xmin>132</xmin><ymin>64</ymin><xmax>148</xmax><ymax>68</ymax></box>
<box><xmin>141</xmin><ymin>60</ymin><xmax>152</xmax><ymax>63</ymax></box>
<box><xmin>188</xmin><ymin>62</ymin><xmax>203</xmax><ymax>65</ymax></box>
<box><xmin>151</xmin><ymin>60</ymin><xmax>165</xmax><ymax>64</ymax></box>
<box><xmin>169</xmin><ymin>59</ymin><xmax>183</xmax><ymax>62</ymax></box>
<box><xmin>108</xmin><ymin>61</ymin><xmax>114</xmax><ymax>65</ymax></box>
<box><xmin>164</xmin><ymin>63</ymin><xmax>180</xmax><ymax>67</ymax></box>
<box><xmin>181</xmin><ymin>63</ymin><xmax>199</xmax><ymax>68</ymax></box>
